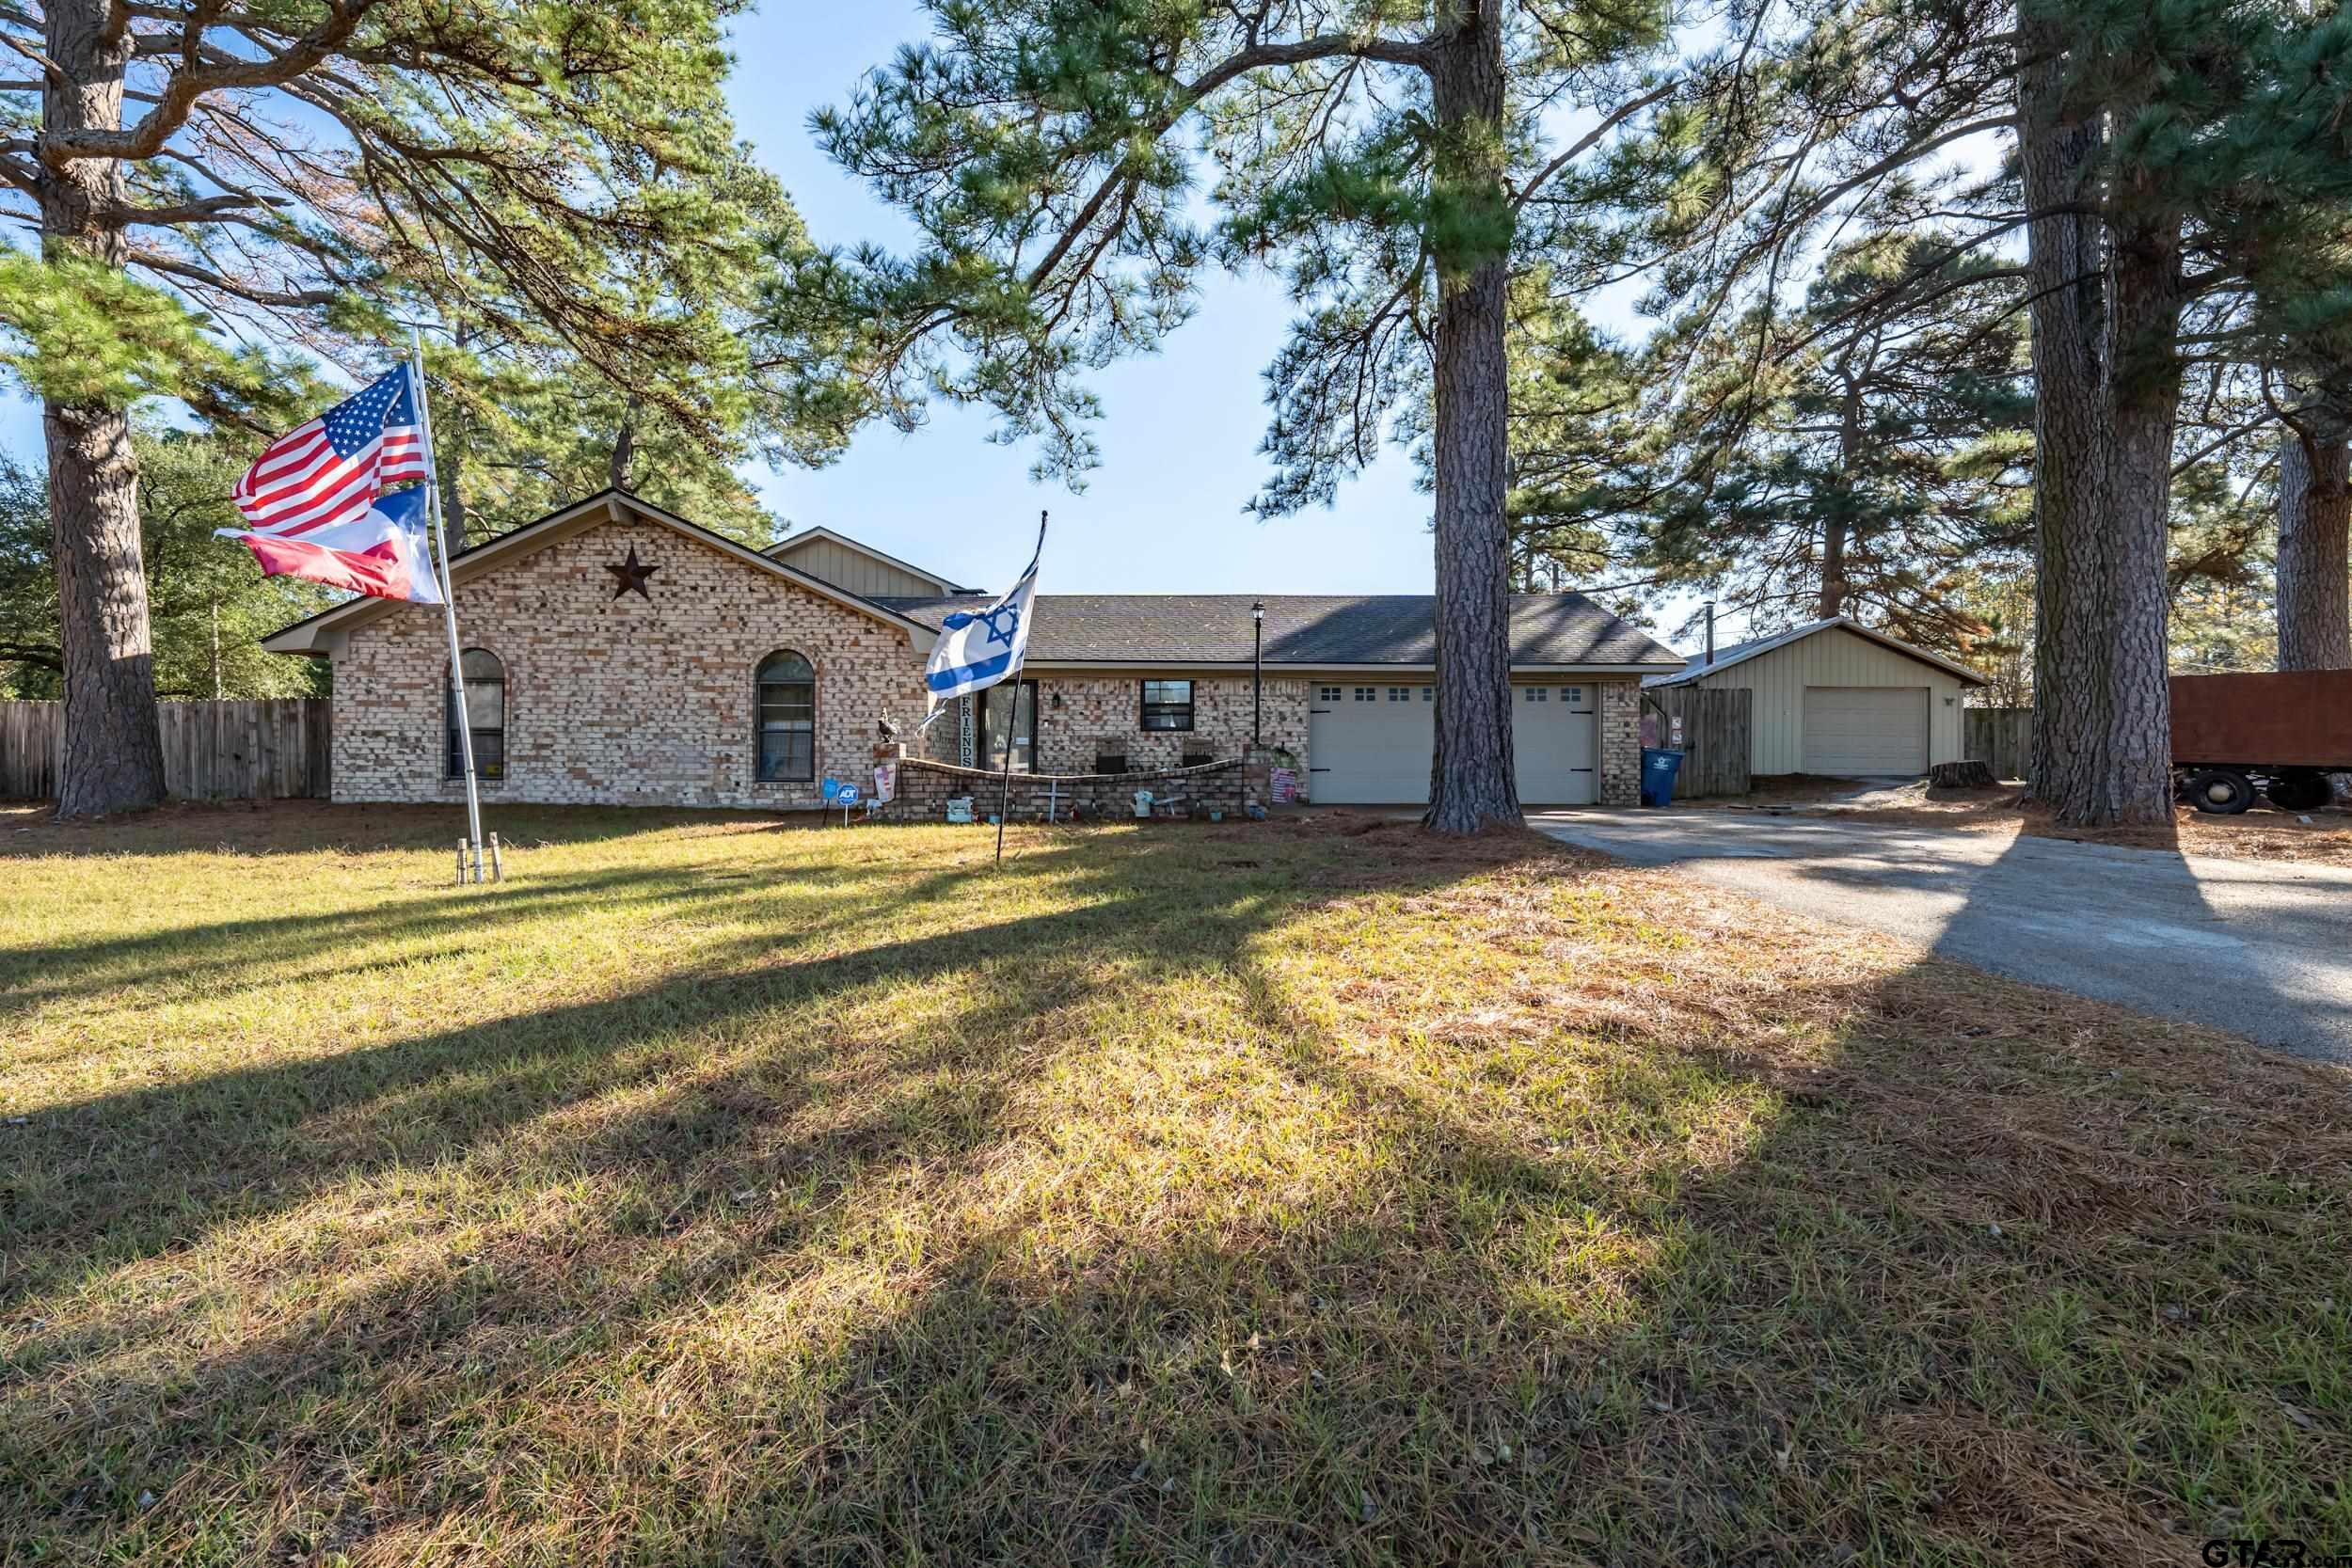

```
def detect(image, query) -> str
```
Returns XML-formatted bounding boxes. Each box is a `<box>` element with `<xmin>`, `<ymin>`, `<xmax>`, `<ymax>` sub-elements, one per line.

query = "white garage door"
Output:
<box><xmin>1514</xmin><ymin>683</ymin><xmax>1598</xmax><ymax>805</ymax></box>
<box><xmin>1308</xmin><ymin>683</ymin><xmax>1435</xmax><ymax>802</ymax></box>
<box><xmin>1803</xmin><ymin>687</ymin><xmax>1929</xmax><ymax>775</ymax></box>
<box><xmin>1305</xmin><ymin>682</ymin><xmax>1597</xmax><ymax>806</ymax></box>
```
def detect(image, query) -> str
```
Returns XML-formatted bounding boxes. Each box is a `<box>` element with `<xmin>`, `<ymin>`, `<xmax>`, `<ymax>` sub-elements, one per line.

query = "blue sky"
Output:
<box><xmin>2</xmin><ymin>5</ymin><xmax>1687</xmax><ymax>627</ymax></box>
<box><xmin>722</xmin><ymin>3</ymin><xmax>1454</xmax><ymax>598</ymax></box>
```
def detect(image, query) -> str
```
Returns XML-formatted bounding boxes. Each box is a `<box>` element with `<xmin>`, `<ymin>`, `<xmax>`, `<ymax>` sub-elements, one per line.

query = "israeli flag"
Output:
<box><xmin>925</xmin><ymin>515</ymin><xmax>1044</xmax><ymax>701</ymax></box>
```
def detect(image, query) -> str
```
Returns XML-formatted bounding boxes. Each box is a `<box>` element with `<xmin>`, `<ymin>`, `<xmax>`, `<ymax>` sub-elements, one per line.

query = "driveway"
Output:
<box><xmin>1529</xmin><ymin>808</ymin><xmax>2352</xmax><ymax>1063</ymax></box>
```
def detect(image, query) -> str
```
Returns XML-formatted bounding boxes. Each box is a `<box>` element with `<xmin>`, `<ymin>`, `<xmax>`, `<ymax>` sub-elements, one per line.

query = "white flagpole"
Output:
<box><xmin>409</xmin><ymin>329</ymin><xmax>485</xmax><ymax>883</ymax></box>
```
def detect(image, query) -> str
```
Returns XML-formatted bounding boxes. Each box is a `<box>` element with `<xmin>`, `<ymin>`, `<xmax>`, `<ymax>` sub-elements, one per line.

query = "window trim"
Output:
<box><xmin>446</xmin><ymin>647</ymin><xmax>505</xmax><ymax>781</ymax></box>
<box><xmin>1139</xmin><ymin>678</ymin><xmax>1196</xmax><ymax>733</ymax></box>
<box><xmin>755</xmin><ymin>649</ymin><xmax>818</xmax><ymax>784</ymax></box>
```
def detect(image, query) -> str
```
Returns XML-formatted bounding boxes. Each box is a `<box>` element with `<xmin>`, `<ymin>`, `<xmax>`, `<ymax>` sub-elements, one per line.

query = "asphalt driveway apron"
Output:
<box><xmin>1529</xmin><ymin>809</ymin><xmax>2352</xmax><ymax>1064</ymax></box>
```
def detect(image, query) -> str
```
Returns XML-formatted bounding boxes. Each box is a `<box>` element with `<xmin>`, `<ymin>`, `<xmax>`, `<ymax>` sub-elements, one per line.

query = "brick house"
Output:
<box><xmin>261</xmin><ymin>490</ymin><xmax>1680</xmax><ymax>810</ymax></box>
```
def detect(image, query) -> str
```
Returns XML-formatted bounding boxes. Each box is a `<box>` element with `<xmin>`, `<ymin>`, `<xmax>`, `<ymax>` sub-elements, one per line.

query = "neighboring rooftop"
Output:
<box><xmin>876</xmin><ymin>593</ymin><xmax>1682</xmax><ymax>670</ymax></box>
<box><xmin>1643</xmin><ymin>615</ymin><xmax>1989</xmax><ymax>688</ymax></box>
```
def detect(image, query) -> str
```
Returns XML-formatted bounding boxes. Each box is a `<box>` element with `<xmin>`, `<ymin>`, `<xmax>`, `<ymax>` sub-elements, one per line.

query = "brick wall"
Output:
<box><xmin>875</xmin><ymin>752</ymin><xmax>1273</xmax><ymax>824</ymax></box>
<box><xmin>1598</xmin><ymin>676</ymin><xmax>1641</xmax><ymax>806</ymax></box>
<box><xmin>329</xmin><ymin>515</ymin><xmax>932</xmax><ymax>807</ymax></box>
<box><xmin>914</xmin><ymin>674</ymin><xmax>1310</xmax><ymax>774</ymax></box>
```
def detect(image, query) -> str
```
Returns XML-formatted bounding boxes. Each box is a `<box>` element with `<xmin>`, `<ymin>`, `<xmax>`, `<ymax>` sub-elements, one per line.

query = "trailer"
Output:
<box><xmin>2170</xmin><ymin>671</ymin><xmax>2350</xmax><ymax>814</ymax></box>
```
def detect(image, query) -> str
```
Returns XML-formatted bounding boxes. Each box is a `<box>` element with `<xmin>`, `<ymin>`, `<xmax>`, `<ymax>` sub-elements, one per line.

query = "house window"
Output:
<box><xmin>1386</xmin><ymin>687</ymin><xmax>1410</xmax><ymax>703</ymax></box>
<box><xmin>446</xmin><ymin>648</ymin><xmax>504</xmax><ymax>780</ymax></box>
<box><xmin>982</xmin><ymin>679</ymin><xmax>1038</xmax><ymax>771</ymax></box>
<box><xmin>1317</xmin><ymin>685</ymin><xmax>1342</xmax><ymax>703</ymax></box>
<box><xmin>1354</xmin><ymin>688</ymin><xmax>1375</xmax><ymax>702</ymax></box>
<box><xmin>1523</xmin><ymin>686</ymin><xmax>1549</xmax><ymax>703</ymax></box>
<box><xmin>755</xmin><ymin>650</ymin><xmax>817</xmax><ymax>783</ymax></box>
<box><xmin>1140</xmin><ymin>679</ymin><xmax>1195</xmax><ymax>732</ymax></box>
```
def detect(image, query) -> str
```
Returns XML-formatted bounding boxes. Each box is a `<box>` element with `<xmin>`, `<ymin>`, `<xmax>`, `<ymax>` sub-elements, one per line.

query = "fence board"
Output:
<box><xmin>0</xmin><ymin>699</ymin><xmax>330</xmax><ymax>801</ymax></box>
<box><xmin>1964</xmin><ymin>706</ymin><xmax>2033</xmax><ymax>783</ymax></box>
<box><xmin>1642</xmin><ymin>687</ymin><xmax>1752</xmax><ymax>799</ymax></box>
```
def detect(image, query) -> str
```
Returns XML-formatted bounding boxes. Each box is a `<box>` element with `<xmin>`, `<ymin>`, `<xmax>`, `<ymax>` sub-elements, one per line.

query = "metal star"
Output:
<box><xmin>606</xmin><ymin>544</ymin><xmax>659</xmax><ymax>601</ymax></box>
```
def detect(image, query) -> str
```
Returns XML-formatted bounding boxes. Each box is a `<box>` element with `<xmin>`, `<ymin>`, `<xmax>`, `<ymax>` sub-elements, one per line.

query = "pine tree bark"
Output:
<box><xmin>2017</xmin><ymin>32</ymin><xmax>2177</xmax><ymax>827</ymax></box>
<box><xmin>44</xmin><ymin>0</ymin><xmax>166</xmax><ymax>816</ymax></box>
<box><xmin>1819</xmin><ymin>377</ymin><xmax>1861</xmax><ymax>620</ymax></box>
<box><xmin>2277</xmin><ymin>426</ymin><xmax>2352</xmax><ymax>670</ymax></box>
<box><xmin>1421</xmin><ymin>0</ymin><xmax>1519</xmax><ymax>834</ymax></box>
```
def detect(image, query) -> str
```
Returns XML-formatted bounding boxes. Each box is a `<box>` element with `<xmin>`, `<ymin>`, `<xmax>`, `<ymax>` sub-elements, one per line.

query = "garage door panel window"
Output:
<box><xmin>1140</xmin><ymin>680</ymin><xmax>1195</xmax><ymax>732</ymax></box>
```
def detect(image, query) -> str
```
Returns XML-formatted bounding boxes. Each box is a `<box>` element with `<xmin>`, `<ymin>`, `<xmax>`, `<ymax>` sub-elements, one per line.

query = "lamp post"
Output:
<box><xmin>1250</xmin><ymin>600</ymin><xmax>1265</xmax><ymax>747</ymax></box>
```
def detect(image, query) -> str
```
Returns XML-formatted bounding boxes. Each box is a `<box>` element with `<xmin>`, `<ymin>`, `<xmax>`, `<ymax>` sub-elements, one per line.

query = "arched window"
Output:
<box><xmin>447</xmin><ymin>648</ymin><xmax>505</xmax><ymax>780</ymax></box>
<box><xmin>755</xmin><ymin>651</ymin><xmax>817</xmax><ymax>783</ymax></box>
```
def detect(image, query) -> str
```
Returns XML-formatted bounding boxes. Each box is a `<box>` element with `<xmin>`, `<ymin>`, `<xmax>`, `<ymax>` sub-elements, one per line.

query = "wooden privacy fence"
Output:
<box><xmin>1964</xmin><ymin>706</ymin><xmax>2033</xmax><ymax>783</ymax></box>
<box><xmin>1641</xmin><ymin>686</ymin><xmax>1752</xmax><ymax>799</ymax></box>
<box><xmin>0</xmin><ymin>699</ymin><xmax>330</xmax><ymax>801</ymax></box>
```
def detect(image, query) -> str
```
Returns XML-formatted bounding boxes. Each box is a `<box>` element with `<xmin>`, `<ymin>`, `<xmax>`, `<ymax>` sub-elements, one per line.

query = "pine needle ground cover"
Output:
<box><xmin>2</xmin><ymin>803</ymin><xmax>2346</xmax><ymax>1566</ymax></box>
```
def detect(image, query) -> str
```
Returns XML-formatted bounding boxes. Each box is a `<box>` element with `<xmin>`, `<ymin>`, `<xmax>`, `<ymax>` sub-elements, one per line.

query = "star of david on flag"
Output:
<box><xmin>924</xmin><ymin>515</ymin><xmax>1045</xmax><ymax>702</ymax></box>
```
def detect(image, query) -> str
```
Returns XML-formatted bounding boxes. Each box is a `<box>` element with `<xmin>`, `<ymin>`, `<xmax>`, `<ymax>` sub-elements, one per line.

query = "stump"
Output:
<box><xmin>1929</xmin><ymin>759</ymin><xmax>1997</xmax><ymax>789</ymax></box>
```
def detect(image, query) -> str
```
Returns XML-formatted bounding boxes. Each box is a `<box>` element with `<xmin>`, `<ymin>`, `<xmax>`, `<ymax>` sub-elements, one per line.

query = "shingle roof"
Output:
<box><xmin>873</xmin><ymin>593</ymin><xmax>1682</xmax><ymax>669</ymax></box>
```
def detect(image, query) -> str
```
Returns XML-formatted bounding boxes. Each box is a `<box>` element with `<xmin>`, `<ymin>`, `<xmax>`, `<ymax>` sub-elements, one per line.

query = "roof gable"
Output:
<box><xmin>260</xmin><ymin>490</ymin><xmax>934</xmax><ymax>655</ymax></box>
<box><xmin>765</xmin><ymin>526</ymin><xmax>968</xmax><ymax>595</ymax></box>
<box><xmin>1643</xmin><ymin>616</ymin><xmax>1988</xmax><ymax>688</ymax></box>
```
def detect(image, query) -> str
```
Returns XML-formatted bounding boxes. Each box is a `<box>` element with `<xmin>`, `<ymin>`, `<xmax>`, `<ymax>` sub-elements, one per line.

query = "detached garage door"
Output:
<box><xmin>1308</xmin><ymin>684</ymin><xmax>1435</xmax><ymax>802</ymax></box>
<box><xmin>1307</xmin><ymin>682</ymin><xmax>1598</xmax><ymax>805</ymax></box>
<box><xmin>1802</xmin><ymin>687</ymin><xmax>1929</xmax><ymax>775</ymax></box>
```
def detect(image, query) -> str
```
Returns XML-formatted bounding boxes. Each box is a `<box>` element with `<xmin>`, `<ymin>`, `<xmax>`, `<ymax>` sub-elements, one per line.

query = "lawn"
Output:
<box><xmin>2</xmin><ymin>801</ymin><xmax>2347</xmax><ymax>1566</ymax></box>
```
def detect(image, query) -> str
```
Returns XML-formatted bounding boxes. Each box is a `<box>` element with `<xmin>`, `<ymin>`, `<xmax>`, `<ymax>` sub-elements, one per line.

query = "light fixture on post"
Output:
<box><xmin>1250</xmin><ymin>600</ymin><xmax>1266</xmax><ymax>747</ymax></box>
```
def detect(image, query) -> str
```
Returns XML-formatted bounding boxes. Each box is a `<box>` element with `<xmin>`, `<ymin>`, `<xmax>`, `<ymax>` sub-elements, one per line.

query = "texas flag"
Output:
<box><xmin>221</xmin><ymin>486</ymin><xmax>443</xmax><ymax>604</ymax></box>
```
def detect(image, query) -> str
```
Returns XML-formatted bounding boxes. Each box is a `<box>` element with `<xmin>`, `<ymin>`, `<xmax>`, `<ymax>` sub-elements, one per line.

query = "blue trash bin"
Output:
<box><xmin>1640</xmin><ymin>748</ymin><xmax>1686</xmax><ymax>808</ymax></box>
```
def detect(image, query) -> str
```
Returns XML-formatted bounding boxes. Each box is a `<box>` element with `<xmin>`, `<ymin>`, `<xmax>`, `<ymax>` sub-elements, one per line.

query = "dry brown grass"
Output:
<box><xmin>2</xmin><ymin>803</ymin><xmax>2347</xmax><ymax>1565</ymax></box>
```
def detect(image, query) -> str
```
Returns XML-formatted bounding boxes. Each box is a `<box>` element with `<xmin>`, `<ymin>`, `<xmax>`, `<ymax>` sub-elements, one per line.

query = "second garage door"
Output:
<box><xmin>1802</xmin><ymin>686</ymin><xmax>1929</xmax><ymax>775</ymax></box>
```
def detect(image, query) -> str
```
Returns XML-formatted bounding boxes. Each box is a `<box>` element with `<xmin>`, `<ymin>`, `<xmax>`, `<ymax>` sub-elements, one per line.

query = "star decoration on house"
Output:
<box><xmin>606</xmin><ymin>544</ymin><xmax>659</xmax><ymax>601</ymax></box>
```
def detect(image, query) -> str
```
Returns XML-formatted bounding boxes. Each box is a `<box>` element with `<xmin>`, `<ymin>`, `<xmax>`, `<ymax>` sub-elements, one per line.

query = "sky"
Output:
<box><xmin>1</xmin><ymin>5</ymin><xmax>1692</xmax><ymax>634</ymax></box>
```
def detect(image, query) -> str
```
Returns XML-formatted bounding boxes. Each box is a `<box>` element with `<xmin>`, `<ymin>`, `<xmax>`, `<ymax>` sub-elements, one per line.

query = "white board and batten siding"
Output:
<box><xmin>1676</xmin><ymin>626</ymin><xmax>1966</xmax><ymax>775</ymax></box>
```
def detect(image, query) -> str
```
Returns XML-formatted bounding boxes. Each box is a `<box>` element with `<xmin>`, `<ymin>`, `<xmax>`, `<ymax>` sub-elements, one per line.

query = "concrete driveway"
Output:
<box><xmin>1529</xmin><ymin>808</ymin><xmax>2352</xmax><ymax>1063</ymax></box>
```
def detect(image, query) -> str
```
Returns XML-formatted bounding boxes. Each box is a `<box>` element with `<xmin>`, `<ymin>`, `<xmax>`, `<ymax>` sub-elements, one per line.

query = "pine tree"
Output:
<box><xmin>775</xmin><ymin>0</ymin><xmax>1676</xmax><ymax>833</ymax></box>
<box><xmin>0</xmin><ymin>1</ymin><xmax>822</xmax><ymax>816</ymax></box>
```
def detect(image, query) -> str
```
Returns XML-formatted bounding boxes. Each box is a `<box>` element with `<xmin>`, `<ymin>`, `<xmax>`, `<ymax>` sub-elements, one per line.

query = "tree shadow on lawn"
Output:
<box><xmin>5</xmin><ymin>822</ymin><xmax>2349</xmax><ymax>1566</ymax></box>
<box><xmin>0</xmin><ymin>800</ymin><xmax>817</xmax><ymax>860</ymax></box>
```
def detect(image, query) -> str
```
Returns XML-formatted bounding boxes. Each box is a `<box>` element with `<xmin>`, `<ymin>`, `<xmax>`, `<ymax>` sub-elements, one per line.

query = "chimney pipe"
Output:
<box><xmin>1703</xmin><ymin>601</ymin><xmax>1716</xmax><ymax>666</ymax></box>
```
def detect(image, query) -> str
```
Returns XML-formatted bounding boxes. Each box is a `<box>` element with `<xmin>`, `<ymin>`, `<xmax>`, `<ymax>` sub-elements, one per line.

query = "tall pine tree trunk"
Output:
<box><xmin>1422</xmin><ymin>0</ymin><xmax>1518</xmax><ymax>834</ymax></box>
<box><xmin>2020</xmin><ymin>33</ymin><xmax>2178</xmax><ymax>826</ymax></box>
<box><xmin>2019</xmin><ymin>33</ymin><xmax>2105</xmax><ymax>803</ymax></box>
<box><xmin>2075</xmin><ymin>212</ymin><xmax>2181</xmax><ymax>827</ymax></box>
<box><xmin>1819</xmin><ymin>379</ymin><xmax>1861</xmax><ymax>620</ymax></box>
<box><xmin>44</xmin><ymin>0</ymin><xmax>165</xmax><ymax>817</ymax></box>
<box><xmin>2277</xmin><ymin>426</ymin><xmax>2352</xmax><ymax>670</ymax></box>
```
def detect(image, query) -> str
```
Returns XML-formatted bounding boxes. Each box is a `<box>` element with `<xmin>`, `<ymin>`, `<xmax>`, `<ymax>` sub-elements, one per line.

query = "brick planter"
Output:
<box><xmin>874</xmin><ymin>752</ymin><xmax>1275</xmax><ymax>823</ymax></box>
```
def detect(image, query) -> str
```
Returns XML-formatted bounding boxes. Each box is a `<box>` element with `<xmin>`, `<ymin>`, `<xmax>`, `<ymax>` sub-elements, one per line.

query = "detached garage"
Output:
<box><xmin>1643</xmin><ymin>617</ymin><xmax>1987</xmax><ymax>778</ymax></box>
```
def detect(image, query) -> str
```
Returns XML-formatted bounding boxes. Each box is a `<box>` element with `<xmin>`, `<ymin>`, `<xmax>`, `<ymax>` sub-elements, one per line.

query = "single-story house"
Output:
<box><xmin>1642</xmin><ymin>616</ymin><xmax>1989</xmax><ymax>777</ymax></box>
<box><xmin>261</xmin><ymin>489</ymin><xmax>1684</xmax><ymax>809</ymax></box>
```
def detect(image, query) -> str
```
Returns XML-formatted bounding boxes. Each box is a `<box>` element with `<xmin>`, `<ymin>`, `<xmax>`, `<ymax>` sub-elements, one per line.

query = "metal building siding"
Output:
<box><xmin>771</xmin><ymin>537</ymin><xmax>947</xmax><ymax>597</ymax></box>
<box><xmin>1681</xmin><ymin>626</ymin><xmax>1966</xmax><ymax>774</ymax></box>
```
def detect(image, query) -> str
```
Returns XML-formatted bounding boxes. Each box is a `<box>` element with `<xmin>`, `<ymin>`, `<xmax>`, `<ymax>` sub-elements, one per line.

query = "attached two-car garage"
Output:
<box><xmin>1307</xmin><ymin>681</ymin><xmax>1598</xmax><ymax>805</ymax></box>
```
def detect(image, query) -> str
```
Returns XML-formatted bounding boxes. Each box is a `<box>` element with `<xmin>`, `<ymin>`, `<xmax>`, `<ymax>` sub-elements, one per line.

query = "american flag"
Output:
<box><xmin>232</xmin><ymin>366</ymin><xmax>429</xmax><ymax>535</ymax></box>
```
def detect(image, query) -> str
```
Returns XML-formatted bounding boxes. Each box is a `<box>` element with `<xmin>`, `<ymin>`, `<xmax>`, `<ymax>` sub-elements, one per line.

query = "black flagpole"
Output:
<box><xmin>994</xmin><ymin>510</ymin><xmax>1046</xmax><ymax>869</ymax></box>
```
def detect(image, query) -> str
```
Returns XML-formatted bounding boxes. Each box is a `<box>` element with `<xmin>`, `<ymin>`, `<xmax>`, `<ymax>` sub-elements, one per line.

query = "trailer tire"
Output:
<box><xmin>2265</xmin><ymin>770</ymin><xmax>2334</xmax><ymax>814</ymax></box>
<box><xmin>2185</xmin><ymin>768</ymin><xmax>2255</xmax><ymax>815</ymax></box>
